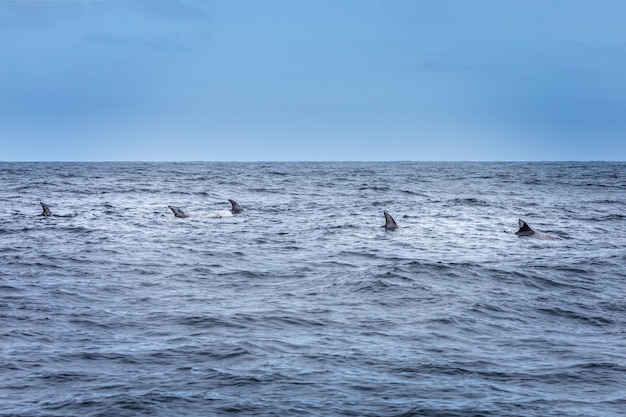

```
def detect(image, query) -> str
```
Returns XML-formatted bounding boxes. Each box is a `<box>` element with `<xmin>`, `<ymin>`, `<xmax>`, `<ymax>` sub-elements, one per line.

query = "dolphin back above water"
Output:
<box><xmin>40</xmin><ymin>202</ymin><xmax>52</xmax><ymax>216</ymax></box>
<box><xmin>168</xmin><ymin>201</ymin><xmax>240</xmax><ymax>219</ymax></box>
<box><xmin>515</xmin><ymin>219</ymin><xmax>536</xmax><ymax>236</ymax></box>
<box><xmin>382</xmin><ymin>211</ymin><xmax>398</xmax><ymax>230</ymax></box>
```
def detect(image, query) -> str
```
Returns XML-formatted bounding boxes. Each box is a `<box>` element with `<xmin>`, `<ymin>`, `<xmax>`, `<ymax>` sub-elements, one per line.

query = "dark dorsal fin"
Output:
<box><xmin>40</xmin><ymin>202</ymin><xmax>52</xmax><ymax>216</ymax></box>
<box><xmin>168</xmin><ymin>205</ymin><xmax>189</xmax><ymax>218</ymax></box>
<box><xmin>515</xmin><ymin>219</ymin><xmax>535</xmax><ymax>236</ymax></box>
<box><xmin>383</xmin><ymin>211</ymin><xmax>398</xmax><ymax>230</ymax></box>
<box><xmin>229</xmin><ymin>199</ymin><xmax>243</xmax><ymax>214</ymax></box>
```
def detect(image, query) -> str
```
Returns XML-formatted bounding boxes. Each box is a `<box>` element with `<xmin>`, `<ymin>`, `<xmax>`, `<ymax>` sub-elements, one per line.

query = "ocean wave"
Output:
<box><xmin>2</xmin><ymin>161</ymin><xmax>625</xmax><ymax>417</ymax></box>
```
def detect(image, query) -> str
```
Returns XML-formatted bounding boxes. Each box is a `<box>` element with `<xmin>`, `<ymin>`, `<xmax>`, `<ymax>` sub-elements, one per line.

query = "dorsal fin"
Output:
<box><xmin>229</xmin><ymin>199</ymin><xmax>243</xmax><ymax>214</ymax></box>
<box><xmin>382</xmin><ymin>211</ymin><xmax>398</xmax><ymax>230</ymax></box>
<box><xmin>40</xmin><ymin>202</ymin><xmax>52</xmax><ymax>216</ymax></box>
<box><xmin>168</xmin><ymin>205</ymin><xmax>189</xmax><ymax>218</ymax></box>
<box><xmin>515</xmin><ymin>219</ymin><xmax>535</xmax><ymax>236</ymax></box>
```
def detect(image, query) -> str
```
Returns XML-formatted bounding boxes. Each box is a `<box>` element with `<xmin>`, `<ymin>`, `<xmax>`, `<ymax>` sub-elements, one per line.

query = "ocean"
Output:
<box><xmin>1</xmin><ymin>161</ymin><xmax>625</xmax><ymax>416</ymax></box>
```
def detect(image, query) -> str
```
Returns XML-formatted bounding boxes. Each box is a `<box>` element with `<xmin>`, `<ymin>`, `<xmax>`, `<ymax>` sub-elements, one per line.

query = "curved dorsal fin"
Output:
<box><xmin>383</xmin><ymin>211</ymin><xmax>398</xmax><ymax>230</ymax></box>
<box><xmin>229</xmin><ymin>199</ymin><xmax>243</xmax><ymax>214</ymax></box>
<box><xmin>515</xmin><ymin>219</ymin><xmax>535</xmax><ymax>236</ymax></box>
<box><xmin>40</xmin><ymin>202</ymin><xmax>52</xmax><ymax>216</ymax></box>
<box><xmin>168</xmin><ymin>205</ymin><xmax>189</xmax><ymax>218</ymax></box>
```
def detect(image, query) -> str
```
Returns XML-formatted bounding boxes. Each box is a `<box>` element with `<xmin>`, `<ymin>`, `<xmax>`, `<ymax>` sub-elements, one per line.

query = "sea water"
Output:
<box><xmin>1</xmin><ymin>162</ymin><xmax>625</xmax><ymax>416</ymax></box>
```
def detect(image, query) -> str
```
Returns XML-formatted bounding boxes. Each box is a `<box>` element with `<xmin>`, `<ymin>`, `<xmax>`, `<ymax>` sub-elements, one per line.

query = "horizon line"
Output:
<box><xmin>1</xmin><ymin>160</ymin><xmax>624</xmax><ymax>164</ymax></box>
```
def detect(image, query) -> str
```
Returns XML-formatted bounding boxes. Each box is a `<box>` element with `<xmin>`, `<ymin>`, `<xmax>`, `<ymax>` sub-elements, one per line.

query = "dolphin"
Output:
<box><xmin>168</xmin><ymin>205</ymin><xmax>189</xmax><ymax>218</ymax></box>
<box><xmin>40</xmin><ymin>202</ymin><xmax>52</xmax><ymax>217</ymax></box>
<box><xmin>515</xmin><ymin>219</ymin><xmax>536</xmax><ymax>236</ymax></box>
<box><xmin>382</xmin><ymin>211</ymin><xmax>398</xmax><ymax>230</ymax></box>
<box><xmin>229</xmin><ymin>199</ymin><xmax>243</xmax><ymax>214</ymax></box>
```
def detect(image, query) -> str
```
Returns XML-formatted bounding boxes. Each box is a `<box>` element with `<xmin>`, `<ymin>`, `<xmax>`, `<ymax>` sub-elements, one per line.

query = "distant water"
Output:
<box><xmin>1</xmin><ymin>162</ymin><xmax>625</xmax><ymax>417</ymax></box>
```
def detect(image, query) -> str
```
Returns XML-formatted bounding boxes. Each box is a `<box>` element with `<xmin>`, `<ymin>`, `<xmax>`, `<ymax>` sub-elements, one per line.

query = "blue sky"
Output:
<box><xmin>1</xmin><ymin>0</ymin><xmax>625</xmax><ymax>161</ymax></box>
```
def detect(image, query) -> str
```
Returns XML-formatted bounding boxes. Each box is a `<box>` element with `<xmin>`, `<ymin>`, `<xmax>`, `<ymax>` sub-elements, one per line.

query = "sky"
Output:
<box><xmin>1</xmin><ymin>0</ymin><xmax>625</xmax><ymax>161</ymax></box>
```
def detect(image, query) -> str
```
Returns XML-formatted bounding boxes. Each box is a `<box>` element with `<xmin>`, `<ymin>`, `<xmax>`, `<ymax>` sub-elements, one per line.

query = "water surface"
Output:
<box><xmin>1</xmin><ymin>162</ymin><xmax>625</xmax><ymax>416</ymax></box>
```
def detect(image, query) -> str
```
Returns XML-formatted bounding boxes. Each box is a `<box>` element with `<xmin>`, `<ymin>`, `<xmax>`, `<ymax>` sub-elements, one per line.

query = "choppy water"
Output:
<box><xmin>1</xmin><ymin>162</ymin><xmax>625</xmax><ymax>417</ymax></box>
